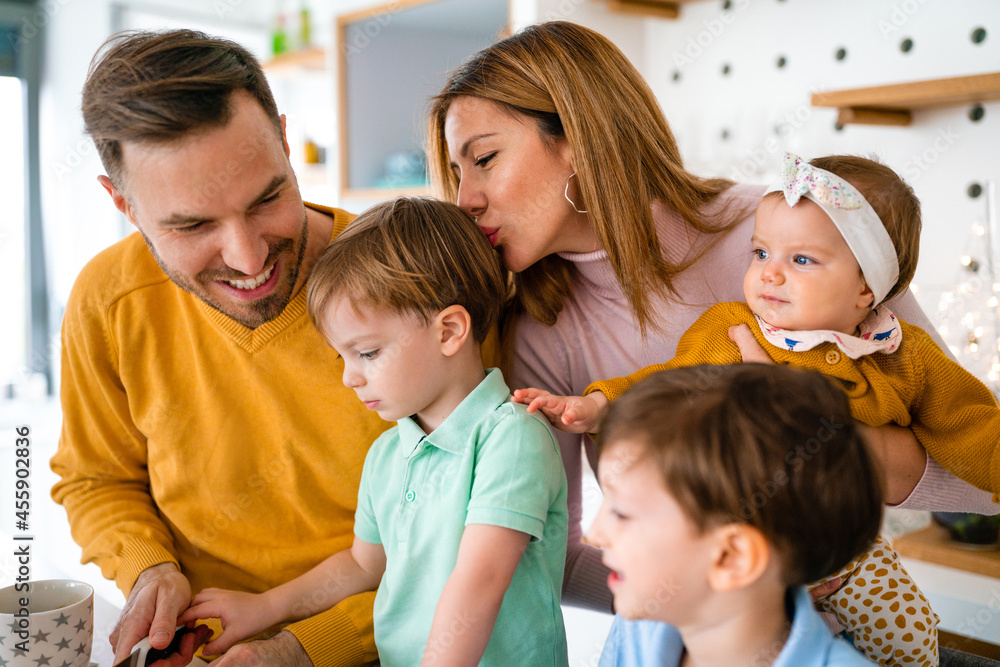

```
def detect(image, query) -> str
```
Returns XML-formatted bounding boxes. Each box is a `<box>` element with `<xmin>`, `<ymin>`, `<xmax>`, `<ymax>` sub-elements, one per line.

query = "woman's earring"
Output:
<box><xmin>564</xmin><ymin>172</ymin><xmax>588</xmax><ymax>214</ymax></box>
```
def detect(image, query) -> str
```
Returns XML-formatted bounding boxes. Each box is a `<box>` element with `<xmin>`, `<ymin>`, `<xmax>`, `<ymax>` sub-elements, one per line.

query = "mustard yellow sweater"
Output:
<box><xmin>51</xmin><ymin>204</ymin><xmax>390</xmax><ymax>666</ymax></box>
<box><xmin>588</xmin><ymin>302</ymin><xmax>1000</xmax><ymax>499</ymax></box>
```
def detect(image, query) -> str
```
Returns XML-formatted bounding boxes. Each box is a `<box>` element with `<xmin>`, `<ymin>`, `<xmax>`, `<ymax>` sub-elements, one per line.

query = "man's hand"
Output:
<box><xmin>146</xmin><ymin>625</ymin><xmax>214</xmax><ymax>667</ymax></box>
<box><xmin>111</xmin><ymin>562</ymin><xmax>192</xmax><ymax>664</ymax></box>
<box><xmin>211</xmin><ymin>630</ymin><xmax>313</xmax><ymax>666</ymax></box>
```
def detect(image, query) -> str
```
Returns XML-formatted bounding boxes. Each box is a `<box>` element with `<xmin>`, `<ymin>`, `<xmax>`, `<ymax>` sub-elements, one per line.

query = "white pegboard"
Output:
<box><xmin>631</xmin><ymin>0</ymin><xmax>999</xmax><ymax>319</ymax></box>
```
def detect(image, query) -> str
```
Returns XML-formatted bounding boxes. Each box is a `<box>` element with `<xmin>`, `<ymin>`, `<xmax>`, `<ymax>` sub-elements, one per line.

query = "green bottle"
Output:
<box><xmin>300</xmin><ymin>4</ymin><xmax>311</xmax><ymax>49</ymax></box>
<box><xmin>272</xmin><ymin>12</ymin><xmax>287</xmax><ymax>56</ymax></box>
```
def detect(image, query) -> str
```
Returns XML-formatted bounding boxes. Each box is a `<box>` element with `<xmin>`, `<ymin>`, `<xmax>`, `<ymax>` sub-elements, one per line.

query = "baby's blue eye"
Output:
<box><xmin>753</xmin><ymin>249</ymin><xmax>769</xmax><ymax>260</ymax></box>
<box><xmin>793</xmin><ymin>255</ymin><xmax>815</xmax><ymax>265</ymax></box>
<box><xmin>359</xmin><ymin>350</ymin><xmax>380</xmax><ymax>361</ymax></box>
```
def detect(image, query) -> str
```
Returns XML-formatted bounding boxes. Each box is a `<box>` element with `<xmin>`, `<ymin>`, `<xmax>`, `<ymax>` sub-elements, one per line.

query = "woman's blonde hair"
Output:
<box><xmin>306</xmin><ymin>197</ymin><xmax>506</xmax><ymax>344</ymax></box>
<box><xmin>427</xmin><ymin>21</ymin><xmax>746</xmax><ymax>337</ymax></box>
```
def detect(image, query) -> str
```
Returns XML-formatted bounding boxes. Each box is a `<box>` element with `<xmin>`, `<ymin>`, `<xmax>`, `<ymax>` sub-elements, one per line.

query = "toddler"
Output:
<box><xmin>590</xmin><ymin>363</ymin><xmax>884</xmax><ymax>666</ymax></box>
<box><xmin>181</xmin><ymin>197</ymin><xmax>570</xmax><ymax>666</ymax></box>
<box><xmin>518</xmin><ymin>153</ymin><xmax>1000</xmax><ymax>665</ymax></box>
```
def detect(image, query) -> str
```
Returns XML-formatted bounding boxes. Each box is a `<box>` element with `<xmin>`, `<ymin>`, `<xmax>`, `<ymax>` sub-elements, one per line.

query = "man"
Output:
<box><xmin>50</xmin><ymin>30</ymin><xmax>388</xmax><ymax>666</ymax></box>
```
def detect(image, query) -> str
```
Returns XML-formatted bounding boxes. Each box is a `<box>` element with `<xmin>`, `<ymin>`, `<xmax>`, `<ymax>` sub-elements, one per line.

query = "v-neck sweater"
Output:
<box><xmin>51</xmin><ymin>203</ymin><xmax>390</xmax><ymax>666</ymax></box>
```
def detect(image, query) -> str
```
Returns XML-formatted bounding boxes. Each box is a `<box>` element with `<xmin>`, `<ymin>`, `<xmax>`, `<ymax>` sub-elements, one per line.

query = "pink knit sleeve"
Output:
<box><xmin>885</xmin><ymin>290</ymin><xmax>1000</xmax><ymax>515</ymax></box>
<box><xmin>510</xmin><ymin>316</ymin><xmax>614</xmax><ymax>612</ymax></box>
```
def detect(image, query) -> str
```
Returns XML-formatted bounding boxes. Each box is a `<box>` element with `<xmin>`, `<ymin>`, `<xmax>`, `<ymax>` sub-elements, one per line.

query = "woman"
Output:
<box><xmin>427</xmin><ymin>21</ymin><xmax>996</xmax><ymax>611</ymax></box>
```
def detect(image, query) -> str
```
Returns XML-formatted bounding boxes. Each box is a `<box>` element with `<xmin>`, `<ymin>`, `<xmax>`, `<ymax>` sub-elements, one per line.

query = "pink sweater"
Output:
<box><xmin>511</xmin><ymin>184</ymin><xmax>1000</xmax><ymax>611</ymax></box>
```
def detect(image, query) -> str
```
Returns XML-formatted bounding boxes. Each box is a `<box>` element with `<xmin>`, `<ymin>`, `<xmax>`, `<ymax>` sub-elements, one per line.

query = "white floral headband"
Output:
<box><xmin>764</xmin><ymin>152</ymin><xmax>900</xmax><ymax>305</ymax></box>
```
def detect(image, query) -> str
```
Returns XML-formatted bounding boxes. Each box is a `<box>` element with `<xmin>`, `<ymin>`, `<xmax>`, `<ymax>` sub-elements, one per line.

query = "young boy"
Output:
<box><xmin>590</xmin><ymin>364</ymin><xmax>884</xmax><ymax>666</ymax></box>
<box><xmin>180</xmin><ymin>197</ymin><xmax>570</xmax><ymax>666</ymax></box>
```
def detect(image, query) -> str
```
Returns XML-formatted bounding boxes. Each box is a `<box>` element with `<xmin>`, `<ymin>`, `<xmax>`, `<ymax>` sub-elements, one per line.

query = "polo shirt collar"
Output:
<box><xmin>774</xmin><ymin>587</ymin><xmax>849</xmax><ymax>667</ymax></box>
<box><xmin>395</xmin><ymin>367</ymin><xmax>509</xmax><ymax>456</ymax></box>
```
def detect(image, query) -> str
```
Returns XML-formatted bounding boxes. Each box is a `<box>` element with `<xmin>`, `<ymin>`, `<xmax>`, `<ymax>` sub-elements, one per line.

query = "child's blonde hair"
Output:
<box><xmin>307</xmin><ymin>197</ymin><xmax>507</xmax><ymax>343</ymax></box>
<box><xmin>597</xmin><ymin>364</ymin><xmax>884</xmax><ymax>587</ymax></box>
<box><xmin>762</xmin><ymin>155</ymin><xmax>921</xmax><ymax>304</ymax></box>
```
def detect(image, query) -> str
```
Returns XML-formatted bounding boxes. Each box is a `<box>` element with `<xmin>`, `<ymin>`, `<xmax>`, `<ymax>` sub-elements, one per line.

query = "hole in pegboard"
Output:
<box><xmin>835</xmin><ymin>47</ymin><xmax>848</xmax><ymax>62</ymax></box>
<box><xmin>672</xmin><ymin>70</ymin><xmax>681</xmax><ymax>83</ymax></box>
<box><xmin>776</xmin><ymin>55</ymin><xmax>787</xmax><ymax>69</ymax></box>
<box><xmin>968</xmin><ymin>183</ymin><xmax>983</xmax><ymax>199</ymax></box>
<box><xmin>721</xmin><ymin>128</ymin><xmax>730</xmax><ymax>140</ymax></box>
<box><xmin>722</xmin><ymin>63</ymin><xmax>731</xmax><ymax>76</ymax></box>
<box><xmin>969</xmin><ymin>104</ymin><xmax>985</xmax><ymax>122</ymax></box>
<box><xmin>971</xmin><ymin>27</ymin><xmax>987</xmax><ymax>44</ymax></box>
<box><xmin>900</xmin><ymin>38</ymin><xmax>913</xmax><ymax>53</ymax></box>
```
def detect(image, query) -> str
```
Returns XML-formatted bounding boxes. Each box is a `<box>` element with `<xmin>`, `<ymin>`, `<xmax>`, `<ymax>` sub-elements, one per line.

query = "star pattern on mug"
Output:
<box><xmin>2</xmin><ymin>582</ymin><xmax>93</xmax><ymax>667</ymax></box>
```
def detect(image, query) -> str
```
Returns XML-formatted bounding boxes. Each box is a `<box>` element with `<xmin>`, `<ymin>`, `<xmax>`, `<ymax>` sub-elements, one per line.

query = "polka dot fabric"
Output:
<box><xmin>810</xmin><ymin>535</ymin><xmax>939</xmax><ymax>666</ymax></box>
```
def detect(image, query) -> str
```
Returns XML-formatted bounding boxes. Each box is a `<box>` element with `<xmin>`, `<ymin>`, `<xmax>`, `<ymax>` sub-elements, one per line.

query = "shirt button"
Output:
<box><xmin>825</xmin><ymin>350</ymin><xmax>841</xmax><ymax>365</ymax></box>
<box><xmin>405</xmin><ymin>490</ymin><xmax>416</xmax><ymax>502</ymax></box>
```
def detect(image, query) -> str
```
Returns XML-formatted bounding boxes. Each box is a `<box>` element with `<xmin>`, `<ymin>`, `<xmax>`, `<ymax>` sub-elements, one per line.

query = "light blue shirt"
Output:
<box><xmin>599</xmin><ymin>587</ymin><xmax>876</xmax><ymax>666</ymax></box>
<box><xmin>354</xmin><ymin>368</ymin><xmax>569</xmax><ymax>667</ymax></box>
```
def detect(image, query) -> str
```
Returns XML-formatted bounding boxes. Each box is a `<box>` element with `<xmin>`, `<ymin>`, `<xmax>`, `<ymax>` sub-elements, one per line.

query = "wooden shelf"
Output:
<box><xmin>895</xmin><ymin>525</ymin><xmax>1000</xmax><ymax>579</ymax></box>
<box><xmin>600</xmin><ymin>0</ymin><xmax>706</xmax><ymax>20</ymax></box>
<box><xmin>811</xmin><ymin>72</ymin><xmax>1000</xmax><ymax>126</ymax></box>
<box><xmin>263</xmin><ymin>47</ymin><xmax>326</xmax><ymax>72</ymax></box>
<box><xmin>939</xmin><ymin>631</ymin><xmax>1000</xmax><ymax>661</ymax></box>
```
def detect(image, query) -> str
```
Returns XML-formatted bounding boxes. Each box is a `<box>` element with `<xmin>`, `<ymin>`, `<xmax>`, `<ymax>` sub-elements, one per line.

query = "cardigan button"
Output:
<box><xmin>405</xmin><ymin>490</ymin><xmax>416</xmax><ymax>502</ymax></box>
<box><xmin>825</xmin><ymin>350</ymin><xmax>842</xmax><ymax>365</ymax></box>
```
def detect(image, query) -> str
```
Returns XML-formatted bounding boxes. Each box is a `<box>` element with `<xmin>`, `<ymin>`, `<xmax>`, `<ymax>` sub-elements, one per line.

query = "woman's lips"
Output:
<box><xmin>479</xmin><ymin>226</ymin><xmax>500</xmax><ymax>247</ymax></box>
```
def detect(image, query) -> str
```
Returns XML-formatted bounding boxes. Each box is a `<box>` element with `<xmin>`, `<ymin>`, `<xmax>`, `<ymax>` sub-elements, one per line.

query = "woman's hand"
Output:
<box><xmin>728</xmin><ymin>324</ymin><xmax>773</xmax><ymax>364</ymax></box>
<box><xmin>858</xmin><ymin>424</ymin><xmax>926</xmax><ymax>505</ymax></box>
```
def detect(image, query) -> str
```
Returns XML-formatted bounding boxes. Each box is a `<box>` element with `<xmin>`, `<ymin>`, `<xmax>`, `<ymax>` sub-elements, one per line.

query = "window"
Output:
<box><xmin>0</xmin><ymin>75</ymin><xmax>26</xmax><ymax>391</ymax></box>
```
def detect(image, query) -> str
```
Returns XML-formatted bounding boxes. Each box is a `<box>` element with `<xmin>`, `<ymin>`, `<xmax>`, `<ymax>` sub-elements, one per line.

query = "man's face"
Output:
<box><xmin>105</xmin><ymin>91</ymin><xmax>309</xmax><ymax>329</ymax></box>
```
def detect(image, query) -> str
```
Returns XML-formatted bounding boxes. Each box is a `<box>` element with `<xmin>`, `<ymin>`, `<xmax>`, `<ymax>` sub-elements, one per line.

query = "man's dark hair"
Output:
<box><xmin>82</xmin><ymin>29</ymin><xmax>281</xmax><ymax>189</ymax></box>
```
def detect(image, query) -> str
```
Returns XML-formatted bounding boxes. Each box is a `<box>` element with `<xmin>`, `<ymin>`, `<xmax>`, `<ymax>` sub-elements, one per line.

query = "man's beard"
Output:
<box><xmin>140</xmin><ymin>212</ymin><xmax>309</xmax><ymax>329</ymax></box>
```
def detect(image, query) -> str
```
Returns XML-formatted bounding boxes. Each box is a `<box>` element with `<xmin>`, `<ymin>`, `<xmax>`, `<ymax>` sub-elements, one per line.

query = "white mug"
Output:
<box><xmin>0</xmin><ymin>579</ymin><xmax>95</xmax><ymax>666</ymax></box>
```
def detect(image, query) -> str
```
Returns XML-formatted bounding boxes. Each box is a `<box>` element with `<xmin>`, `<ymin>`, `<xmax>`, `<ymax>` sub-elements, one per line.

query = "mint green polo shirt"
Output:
<box><xmin>354</xmin><ymin>368</ymin><xmax>569</xmax><ymax>667</ymax></box>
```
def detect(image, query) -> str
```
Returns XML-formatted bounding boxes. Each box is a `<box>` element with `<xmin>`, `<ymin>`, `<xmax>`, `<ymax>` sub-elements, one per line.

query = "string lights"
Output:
<box><xmin>935</xmin><ymin>181</ymin><xmax>1000</xmax><ymax>398</ymax></box>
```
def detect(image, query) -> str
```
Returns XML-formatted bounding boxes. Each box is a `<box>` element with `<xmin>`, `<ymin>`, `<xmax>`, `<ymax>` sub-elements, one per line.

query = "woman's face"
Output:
<box><xmin>443</xmin><ymin>96</ymin><xmax>599</xmax><ymax>272</ymax></box>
